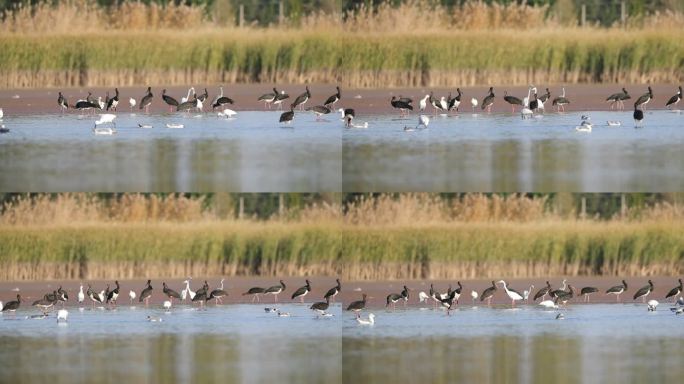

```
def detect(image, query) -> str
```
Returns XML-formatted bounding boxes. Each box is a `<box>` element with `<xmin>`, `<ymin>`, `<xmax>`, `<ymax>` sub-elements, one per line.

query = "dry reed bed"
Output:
<box><xmin>1</xmin><ymin>194</ymin><xmax>682</xmax><ymax>281</ymax></box>
<box><xmin>0</xmin><ymin>221</ymin><xmax>681</xmax><ymax>281</ymax></box>
<box><xmin>1</xmin><ymin>29</ymin><xmax>681</xmax><ymax>89</ymax></box>
<box><xmin>1</xmin><ymin>2</ymin><xmax>683</xmax><ymax>88</ymax></box>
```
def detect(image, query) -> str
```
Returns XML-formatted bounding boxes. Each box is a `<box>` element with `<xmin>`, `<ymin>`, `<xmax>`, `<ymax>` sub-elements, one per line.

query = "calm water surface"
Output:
<box><xmin>2</xmin><ymin>110</ymin><xmax>682</xmax><ymax>191</ymax></box>
<box><xmin>0</xmin><ymin>304</ymin><xmax>341</xmax><ymax>384</ymax></box>
<box><xmin>344</xmin><ymin>110</ymin><xmax>684</xmax><ymax>191</ymax></box>
<box><xmin>0</xmin><ymin>112</ymin><xmax>341</xmax><ymax>192</ymax></box>
<box><xmin>343</xmin><ymin>304</ymin><xmax>684</xmax><ymax>383</ymax></box>
<box><xmin>2</xmin><ymin>302</ymin><xmax>682</xmax><ymax>383</ymax></box>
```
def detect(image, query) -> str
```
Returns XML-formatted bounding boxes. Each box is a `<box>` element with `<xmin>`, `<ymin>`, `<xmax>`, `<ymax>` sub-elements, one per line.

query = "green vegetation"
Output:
<box><xmin>1</xmin><ymin>1</ymin><xmax>682</xmax><ymax>88</ymax></box>
<box><xmin>0</xmin><ymin>193</ymin><xmax>682</xmax><ymax>281</ymax></box>
<box><xmin>1</xmin><ymin>29</ymin><xmax>682</xmax><ymax>88</ymax></box>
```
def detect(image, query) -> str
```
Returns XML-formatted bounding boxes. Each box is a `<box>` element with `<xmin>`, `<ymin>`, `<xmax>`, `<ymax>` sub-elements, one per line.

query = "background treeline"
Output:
<box><xmin>1</xmin><ymin>0</ymin><xmax>683</xmax><ymax>27</ymax></box>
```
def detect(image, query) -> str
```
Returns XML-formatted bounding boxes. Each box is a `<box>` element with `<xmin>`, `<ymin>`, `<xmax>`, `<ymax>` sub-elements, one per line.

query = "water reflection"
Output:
<box><xmin>343</xmin><ymin>111</ymin><xmax>684</xmax><ymax>191</ymax></box>
<box><xmin>343</xmin><ymin>334</ymin><xmax>684</xmax><ymax>383</ymax></box>
<box><xmin>0</xmin><ymin>333</ymin><xmax>340</xmax><ymax>384</ymax></box>
<box><xmin>0</xmin><ymin>112</ymin><xmax>341</xmax><ymax>192</ymax></box>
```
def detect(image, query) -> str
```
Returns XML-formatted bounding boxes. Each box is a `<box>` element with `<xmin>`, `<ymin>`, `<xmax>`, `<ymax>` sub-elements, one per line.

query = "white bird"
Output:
<box><xmin>97</xmin><ymin>97</ymin><xmax>105</xmax><ymax>110</ymax></box>
<box><xmin>498</xmin><ymin>280</ymin><xmax>524</xmax><ymax>306</ymax></box>
<box><xmin>196</xmin><ymin>98</ymin><xmax>204</xmax><ymax>113</ymax></box>
<box><xmin>607</xmin><ymin>121</ymin><xmax>621</xmax><ymax>126</ymax></box>
<box><xmin>418</xmin><ymin>291</ymin><xmax>430</xmax><ymax>303</ymax></box>
<box><xmin>94</xmin><ymin>114</ymin><xmax>117</xmax><ymax>127</ymax></box>
<box><xmin>147</xmin><ymin>316</ymin><xmax>163</xmax><ymax>322</ymax></box>
<box><xmin>138</xmin><ymin>124</ymin><xmax>152</xmax><ymax>129</ymax></box>
<box><xmin>129</xmin><ymin>97</ymin><xmax>136</xmax><ymax>111</ymax></box>
<box><xmin>0</xmin><ymin>301</ymin><xmax>3</xmax><ymax>311</ymax></box>
<box><xmin>523</xmin><ymin>285</ymin><xmax>534</xmax><ymax>301</ymax></box>
<box><xmin>57</xmin><ymin>309</ymin><xmax>68</xmax><ymax>323</ymax></box>
<box><xmin>647</xmin><ymin>299</ymin><xmax>658</xmax><ymax>311</ymax></box>
<box><xmin>417</xmin><ymin>115</ymin><xmax>429</xmax><ymax>129</ymax></box>
<box><xmin>163</xmin><ymin>300</ymin><xmax>172</xmax><ymax>310</ymax></box>
<box><xmin>129</xmin><ymin>290</ymin><xmax>136</xmax><ymax>304</ymax></box>
<box><xmin>277</xmin><ymin>311</ymin><xmax>291</xmax><ymax>317</ymax></box>
<box><xmin>470</xmin><ymin>97</ymin><xmax>478</xmax><ymax>112</ymax></box>
<box><xmin>539</xmin><ymin>300</ymin><xmax>558</xmax><ymax>309</ymax></box>
<box><xmin>181</xmin><ymin>87</ymin><xmax>195</xmax><ymax>103</ymax></box>
<box><xmin>182</xmin><ymin>279</ymin><xmax>196</xmax><ymax>300</ymax></box>
<box><xmin>419</xmin><ymin>95</ymin><xmax>429</xmax><ymax>111</ymax></box>
<box><xmin>357</xmin><ymin>313</ymin><xmax>375</xmax><ymax>325</ymax></box>
<box><xmin>576</xmin><ymin>115</ymin><xmax>592</xmax><ymax>132</ymax></box>
<box><xmin>77</xmin><ymin>284</ymin><xmax>85</xmax><ymax>304</ymax></box>
<box><xmin>264</xmin><ymin>307</ymin><xmax>278</xmax><ymax>313</ymax></box>
<box><xmin>218</xmin><ymin>109</ymin><xmax>237</xmax><ymax>118</ymax></box>
<box><xmin>0</xmin><ymin>108</ymin><xmax>3</xmax><ymax>120</ymax></box>
<box><xmin>521</xmin><ymin>107</ymin><xmax>533</xmax><ymax>119</ymax></box>
<box><xmin>166</xmin><ymin>123</ymin><xmax>184</xmax><ymax>129</ymax></box>
<box><xmin>471</xmin><ymin>290</ymin><xmax>478</xmax><ymax>304</ymax></box>
<box><xmin>439</xmin><ymin>96</ymin><xmax>448</xmax><ymax>111</ymax></box>
<box><xmin>98</xmin><ymin>289</ymin><xmax>106</xmax><ymax>303</ymax></box>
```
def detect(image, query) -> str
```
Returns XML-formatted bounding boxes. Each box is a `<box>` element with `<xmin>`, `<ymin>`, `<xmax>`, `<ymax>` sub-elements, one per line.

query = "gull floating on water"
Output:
<box><xmin>57</xmin><ymin>309</ymin><xmax>68</xmax><ymax>323</ymax></box>
<box><xmin>147</xmin><ymin>316</ymin><xmax>163</xmax><ymax>322</ymax></box>
<box><xmin>576</xmin><ymin>115</ymin><xmax>592</xmax><ymax>132</ymax></box>
<box><xmin>217</xmin><ymin>109</ymin><xmax>237</xmax><ymax>118</ymax></box>
<box><xmin>166</xmin><ymin>123</ymin><xmax>184</xmax><ymax>129</ymax></box>
<box><xmin>607</xmin><ymin>121</ymin><xmax>621</xmax><ymax>126</ymax></box>
<box><xmin>647</xmin><ymin>300</ymin><xmax>659</xmax><ymax>311</ymax></box>
<box><xmin>138</xmin><ymin>123</ymin><xmax>152</xmax><ymax>129</ymax></box>
<box><xmin>357</xmin><ymin>313</ymin><xmax>375</xmax><ymax>325</ymax></box>
<box><xmin>277</xmin><ymin>311</ymin><xmax>290</xmax><ymax>317</ymax></box>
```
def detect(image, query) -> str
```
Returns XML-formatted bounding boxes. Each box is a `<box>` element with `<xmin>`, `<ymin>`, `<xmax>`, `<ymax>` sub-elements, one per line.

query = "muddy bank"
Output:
<box><xmin>338</xmin><ymin>276</ymin><xmax>682</xmax><ymax>308</ymax></box>
<box><xmin>0</xmin><ymin>83</ymin><xmax>679</xmax><ymax>116</ymax></box>
<box><xmin>1</xmin><ymin>275</ymin><xmax>680</xmax><ymax>309</ymax></box>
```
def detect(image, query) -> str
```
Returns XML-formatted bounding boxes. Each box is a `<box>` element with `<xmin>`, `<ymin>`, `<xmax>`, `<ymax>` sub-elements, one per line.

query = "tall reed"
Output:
<box><xmin>1</xmin><ymin>1</ymin><xmax>682</xmax><ymax>88</ymax></box>
<box><xmin>1</xmin><ymin>194</ymin><xmax>682</xmax><ymax>281</ymax></box>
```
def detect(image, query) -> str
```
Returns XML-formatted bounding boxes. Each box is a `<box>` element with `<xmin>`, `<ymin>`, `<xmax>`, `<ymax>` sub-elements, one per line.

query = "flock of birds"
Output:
<box><xmin>0</xmin><ymin>278</ymin><xmax>342</xmax><ymax>323</ymax></box>
<box><xmin>1</xmin><ymin>84</ymin><xmax>679</xmax><ymax>135</ymax></box>
<box><xmin>2</xmin><ymin>277</ymin><xmax>683</xmax><ymax>326</ymax></box>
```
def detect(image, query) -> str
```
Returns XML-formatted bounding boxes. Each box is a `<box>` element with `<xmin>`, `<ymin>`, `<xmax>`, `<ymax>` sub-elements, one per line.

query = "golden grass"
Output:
<box><xmin>0</xmin><ymin>193</ymin><xmax>683</xmax><ymax>281</ymax></box>
<box><xmin>1</xmin><ymin>1</ymin><xmax>682</xmax><ymax>88</ymax></box>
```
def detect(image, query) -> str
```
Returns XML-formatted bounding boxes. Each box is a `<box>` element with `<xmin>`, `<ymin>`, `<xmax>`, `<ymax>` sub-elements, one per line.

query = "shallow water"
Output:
<box><xmin>343</xmin><ymin>304</ymin><xmax>684</xmax><ymax>383</ymax></box>
<box><xmin>0</xmin><ymin>303</ymin><xmax>341</xmax><ymax>384</ymax></box>
<box><xmin>0</xmin><ymin>112</ymin><xmax>341</xmax><ymax>192</ymax></box>
<box><xmin>1</xmin><ymin>110</ymin><xmax>682</xmax><ymax>192</ymax></box>
<box><xmin>343</xmin><ymin>110</ymin><xmax>684</xmax><ymax>191</ymax></box>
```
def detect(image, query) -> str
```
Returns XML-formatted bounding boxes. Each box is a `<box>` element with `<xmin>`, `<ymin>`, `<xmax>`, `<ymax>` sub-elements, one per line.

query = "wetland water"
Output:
<box><xmin>343</xmin><ymin>110</ymin><xmax>684</xmax><ymax>192</ymax></box>
<box><xmin>1</xmin><ymin>277</ymin><xmax>683</xmax><ymax>383</ymax></box>
<box><xmin>0</xmin><ymin>112</ymin><xmax>342</xmax><ymax>192</ymax></box>
<box><xmin>343</xmin><ymin>304</ymin><xmax>684</xmax><ymax>383</ymax></box>
<box><xmin>0</xmin><ymin>303</ymin><xmax>342</xmax><ymax>384</ymax></box>
<box><xmin>2</xmin><ymin>302</ymin><xmax>682</xmax><ymax>384</ymax></box>
<box><xmin>1</xmin><ymin>110</ymin><xmax>681</xmax><ymax>192</ymax></box>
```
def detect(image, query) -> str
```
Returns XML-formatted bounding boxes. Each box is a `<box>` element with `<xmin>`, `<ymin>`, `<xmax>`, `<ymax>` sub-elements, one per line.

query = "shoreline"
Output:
<box><xmin>1</xmin><ymin>83</ymin><xmax>680</xmax><ymax>116</ymax></box>
<box><xmin>1</xmin><ymin>276</ymin><xmax>680</xmax><ymax>308</ymax></box>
